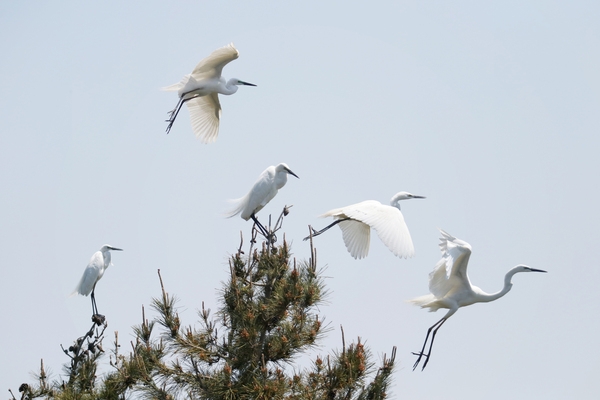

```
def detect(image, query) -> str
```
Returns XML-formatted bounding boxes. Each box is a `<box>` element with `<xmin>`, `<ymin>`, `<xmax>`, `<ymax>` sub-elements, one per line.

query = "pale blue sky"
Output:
<box><xmin>1</xmin><ymin>1</ymin><xmax>599</xmax><ymax>398</ymax></box>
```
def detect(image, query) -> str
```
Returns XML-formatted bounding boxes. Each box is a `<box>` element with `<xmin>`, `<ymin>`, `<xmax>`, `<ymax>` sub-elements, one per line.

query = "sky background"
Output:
<box><xmin>1</xmin><ymin>1</ymin><xmax>599</xmax><ymax>399</ymax></box>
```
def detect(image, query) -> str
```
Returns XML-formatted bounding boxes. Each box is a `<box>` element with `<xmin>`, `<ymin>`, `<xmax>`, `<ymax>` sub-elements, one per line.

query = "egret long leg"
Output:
<box><xmin>166</xmin><ymin>91</ymin><xmax>203</xmax><ymax>134</ymax></box>
<box><xmin>165</xmin><ymin>97</ymin><xmax>188</xmax><ymax>134</ymax></box>
<box><xmin>421</xmin><ymin>318</ymin><xmax>448</xmax><ymax>370</ymax></box>
<box><xmin>91</xmin><ymin>289</ymin><xmax>98</xmax><ymax>316</ymax></box>
<box><xmin>302</xmin><ymin>217</ymin><xmax>352</xmax><ymax>241</ymax></box>
<box><xmin>412</xmin><ymin>317</ymin><xmax>447</xmax><ymax>371</ymax></box>
<box><xmin>166</xmin><ymin>97</ymin><xmax>182</xmax><ymax>120</ymax></box>
<box><xmin>251</xmin><ymin>215</ymin><xmax>270</xmax><ymax>238</ymax></box>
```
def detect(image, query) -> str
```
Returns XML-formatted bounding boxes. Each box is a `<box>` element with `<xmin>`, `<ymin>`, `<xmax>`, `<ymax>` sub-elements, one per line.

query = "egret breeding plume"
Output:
<box><xmin>227</xmin><ymin>163</ymin><xmax>299</xmax><ymax>238</ymax></box>
<box><xmin>411</xmin><ymin>229</ymin><xmax>546</xmax><ymax>371</ymax></box>
<box><xmin>304</xmin><ymin>192</ymin><xmax>425</xmax><ymax>259</ymax></box>
<box><xmin>163</xmin><ymin>43</ymin><xmax>256</xmax><ymax>142</ymax></box>
<box><xmin>71</xmin><ymin>245</ymin><xmax>123</xmax><ymax>317</ymax></box>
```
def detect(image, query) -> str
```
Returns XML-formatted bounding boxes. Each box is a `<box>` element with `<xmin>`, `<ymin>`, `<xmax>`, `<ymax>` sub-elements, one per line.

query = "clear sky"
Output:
<box><xmin>1</xmin><ymin>1</ymin><xmax>598</xmax><ymax>399</ymax></box>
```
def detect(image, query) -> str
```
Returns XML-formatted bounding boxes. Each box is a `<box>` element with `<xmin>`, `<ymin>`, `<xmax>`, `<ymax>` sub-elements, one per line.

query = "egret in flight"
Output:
<box><xmin>163</xmin><ymin>43</ymin><xmax>256</xmax><ymax>142</ymax></box>
<box><xmin>227</xmin><ymin>163</ymin><xmax>299</xmax><ymax>238</ymax></box>
<box><xmin>304</xmin><ymin>192</ymin><xmax>425</xmax><ymax>259</ymax></box>
<box><xmin>411</xmin><ymin>229</ymin><xmax>546</xmax><ymax>371</ymax></box>
<box><xmin>72</xmin><ymin>245</ymin><xmax>123</xmax><ymax>317</ymax></box>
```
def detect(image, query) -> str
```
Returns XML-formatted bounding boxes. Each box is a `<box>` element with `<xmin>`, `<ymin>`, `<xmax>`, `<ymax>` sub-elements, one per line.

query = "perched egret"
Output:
<box><xmin>227</xmin><ymin>163</ymin><xmax>299</xmax><ymax>238</ymax></box>
<box><xmin>411</xmin><ymin>229</ymin><xmax>546</xmax><ymax>371</ymax></box>
<box><xmin>163</xmin><ymin>43</ymin><xmax>256</xmax><ymax>142</ymax></box>
<box><xmin>71</xmin><ymin>245</ymin><xmax>123</xmax><ymax>317</ymax></box>
<box><xmin>304</xmin><ymin>192</ymin><xmax>425</xmax><ymax>259</ymax></box>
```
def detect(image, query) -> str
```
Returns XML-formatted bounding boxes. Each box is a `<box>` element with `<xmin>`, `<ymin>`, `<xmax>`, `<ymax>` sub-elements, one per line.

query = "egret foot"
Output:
<box><xmin>302</xmin><ymin>218</ymin><xmax>351</xmax><ymax>241</ymax></box>
<box><xmin>92</xmin><ymin>314</ymin><xmax>106</xmax><ymax>326</ymax></box>
<box><xmin>302</xmin><ymin>227</ymin><xmax>320</xmax><ymax>241</ymax></box>
<box><xmin>411</xmin><ymin>351</ymin><xmax>430</xmax><ymax>371</ymax></box>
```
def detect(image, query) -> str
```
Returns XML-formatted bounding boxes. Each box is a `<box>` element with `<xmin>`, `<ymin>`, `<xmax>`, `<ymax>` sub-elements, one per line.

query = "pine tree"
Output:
<box><xmin>11</xmin><ymin>211</ymin><xmax>397</xmax><ymax>400</ymax></box>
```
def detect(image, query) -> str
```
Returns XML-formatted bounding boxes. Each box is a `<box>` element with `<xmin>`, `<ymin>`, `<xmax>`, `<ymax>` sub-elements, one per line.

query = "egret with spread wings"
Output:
<box><xmin>163</xmin><ymin>43</ymin><xmax>256</xmax><ymax>142</ymax></box>
<box><xmin>304</xmin><ymin>192</ymin><xmax>425</xmax><ymax>259</ymax></box>
<box><xmin>411</xmin><ymin>229</ymin><xmax>546</xmax><ymax>370</ymax></box>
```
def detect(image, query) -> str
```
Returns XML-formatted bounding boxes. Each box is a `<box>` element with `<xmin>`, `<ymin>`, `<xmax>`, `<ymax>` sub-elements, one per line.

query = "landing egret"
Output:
<box><xmin>71</xmin><ymin>245</ymin><xmax>123</xmax><ymax>317</ymax></box>
<box><xmin>163</xmin><ymin>43</ymin><xmax>256</xmax><ymax>142</ymax></box>
<box><xmin>411</xmin><ymin>229</ymin><xmax>546</xmax><ymax>370</ymax></box>
<box><xmin>227</xmin><ymin>163</ymin><xmax>299</xmax><ymax>238</ymax></box>
<box><xmin>304</xmin><ymin>192</ymin><xmax>425</xmax><ymax>259</ymax></box>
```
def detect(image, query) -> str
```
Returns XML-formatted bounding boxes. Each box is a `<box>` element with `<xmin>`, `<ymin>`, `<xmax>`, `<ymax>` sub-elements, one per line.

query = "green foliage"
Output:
<box><xmin>11</xmin><ymin>223</ymin><xmax>397</xmax><ymax>399</ymax></box>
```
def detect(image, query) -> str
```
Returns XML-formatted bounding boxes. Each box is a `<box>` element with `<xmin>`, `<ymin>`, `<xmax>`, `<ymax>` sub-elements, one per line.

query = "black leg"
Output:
<box><xmin>302</xmin><ymin>217</ymin><xmax>351</xmax><ymax>241</ymax></box>
<box><xmin>251</xmin><ymin>215</ymin><xmax>270</xmax><ymax>238</ymax></box>
<box><xmin>421</xmin><ymin>319</ymin><xmax>448</xmax><ymax>370</ymax></box>
<box><xmin>412</xmin><ymin>317</ymin><xmax>446</xmax><ymax>371</ymax></box>
<box><xmin>90</xmin><ymin>288</ymin><xmax>106</xmax><ymax>325</ymax></box>
<box><xmin>165</xmin><ymin>97</ymin><xmax>186</xmax><ymax>134</ymax></box>
<box><xmin>91</xmin><ymin>289</ymin><xmax>98</xmax><ymax>316</ymax></box>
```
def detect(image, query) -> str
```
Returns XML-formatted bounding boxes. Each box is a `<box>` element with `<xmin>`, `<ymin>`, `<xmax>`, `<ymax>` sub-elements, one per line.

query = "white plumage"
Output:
<box><xmin>163</xmin><ymin>43</ymin><xmax>256</xmax><ymax>142</ymax></box>
<box><xmin>410</xmin><ymin>229</ymin><xmax>547</xmax><ymax>370</ymax></box>
<box><xmin>72</xmin><ymin>245</ymin><xmax>123</xmax><ymax>315</ymax></box>
<box><xmin>308</xmin><ymin>191</ymin><xmax>425</xmax><ymax>259</ymax></box>
<box><xmin>227</xmin><ymin>163</ymin><xmax>299</xmax><ymax>222</ymax></box>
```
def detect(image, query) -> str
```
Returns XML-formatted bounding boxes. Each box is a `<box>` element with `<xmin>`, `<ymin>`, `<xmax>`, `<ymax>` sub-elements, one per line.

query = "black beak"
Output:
<box><xmin>285</xmin><ymin>168</ymin><xmax>299</xmax><ymax>179</ymax></box>
<box><xmin>108</xmin><ymin>247</ymin><xmax>123</xmax><ymax>251</ymax></box>
<box><xmin>411</xmin><ymin>195</ymin><xmax>426</xmax><ymax>199</ymax></box>
<box><xmin>528</xmin><ymin>268</ymin><xmax>547</xmax><ymax>273</ymax></box>
<box><xmin>239</xmin><ymin>80</ymin><xmax>257</xmax><ymax>87</ymax></box>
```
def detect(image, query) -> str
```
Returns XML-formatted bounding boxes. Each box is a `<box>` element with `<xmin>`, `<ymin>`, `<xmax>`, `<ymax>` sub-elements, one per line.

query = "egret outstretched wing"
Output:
<box><xmin>336</xmin><ymin>219</ymin><xmax>371</xmax><ymax>259</ymax></box>
<box><xmin>187</xmin><ymin>93</ymin><xmax>221</xmax><ymax>143</ymax></box>
<box><xmin>191</xmin><ymin>43</ymin><xmax>239</xmax><ymax>80</ymax></box>
<box><xmin>163</xmin><ymin>43</ymin><xmax>254</xmax><ymax>141</ymax></box>
<box><xmin>323</xmin><ymin>200</ymin><xmax>415</xmax><ymax>259</ymax></box>
<box><xmin>428</xmin><ymin>229</ymin><xmax>473</xmax><ymax>299</ymax></box>
<box><xmin>410</xmin><ymin>229</ymin><xmax>546</xmax><ymax>370</ymax></box>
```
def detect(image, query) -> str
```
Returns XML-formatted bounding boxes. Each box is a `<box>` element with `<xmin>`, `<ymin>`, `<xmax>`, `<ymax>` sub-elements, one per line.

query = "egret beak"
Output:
<box><xmin>108</xmin><ymin>247</ymin><xmax>123</xmax><ymax>251</ymax></box>
<box><xmin>238</xmin><ymin>80</ymin><xmax>257</xmax><ymax>87</ymax></box>
<box><xmin>411</xmin><ymin>195</ymin><xmax>426</xmax><ymax>199</ymax></box>
<box><xmin>285</xmin><ymin>168</ymin><xmax>299</xmax><ymax>179</ymax></box>
<box><xmin>528</xmin><ymin>268</ymin><xmax>547</xmax><ymax>273</ymax></box>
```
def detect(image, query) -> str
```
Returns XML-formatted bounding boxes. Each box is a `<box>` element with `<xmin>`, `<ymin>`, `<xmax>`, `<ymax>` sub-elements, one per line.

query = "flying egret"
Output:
<box><xmin>411</xmin><ymin>229</ymin><xmax>546</xmax><ymax>371</ymax></box>
<box><xmin>71</xmin><ymin>245</ymin><xmax>123</xmax><ymax>317</ymax></box>
<box><xmin>226</xmin><ymin>163</ymin><xmax>299</xmax><ymax>238</ymax></box>
<box><xmin>304</xmin><ymin>192</ymin><xmax>425</xmax><ymax>259</ymax></box>
<box><xmin>163</xmin><ymin>43</ymin><xmax>256</xmax><ymax>142</ymax></box>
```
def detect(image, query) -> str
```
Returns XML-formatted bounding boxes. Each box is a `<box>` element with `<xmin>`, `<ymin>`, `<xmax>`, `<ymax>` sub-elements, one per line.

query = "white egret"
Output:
<box><xmin>163</xmin><ymin>43</ymin><xmax>256</xmax><ymax>142</ymax></box>
<box><xmin>304</xmin><ymin>192</ymin><xmax>425</xmax><ymax>259</ymax></box>
<box><xmin>411</xmin><ymin>229</ymin><xmax>546</xmax><ymax>370</ymax></box>
<box><xmin>71</xmin><ymin>245</ymin><xmax>123</xmax><ymax>317</ymax></box>
<box><xmin>226</xmin><ymin>163</ymin><xmax>299</xmax><ymax>238</ymax></box>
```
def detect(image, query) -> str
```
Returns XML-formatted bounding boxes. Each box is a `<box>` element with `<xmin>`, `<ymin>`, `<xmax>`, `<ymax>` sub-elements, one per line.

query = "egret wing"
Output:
<box><xmin>226</xmin><ymin>167</ymin><xmax>276</xmax><ymax>221</ymax></box>
<box><xmin>337</xmin><ymin>219</ymin><xmax>371</xmax><ymax>259</ymax></box>
<box><xmin>191</xmin><ymin>43</ymin><xmax>239</xmax><ymax>80</ymax></box>
<box><xmin>73</xmin><ymin>253</ymin><xmax>103</xmax><ymax>296</ymax></box>
<box><xmin>320</xmin><ymin>203</ymin><xmax>372</xmax><ymax>259</ymax></box>
<box><xmin>243</xmin><ymin>167</ymin><xmax>277</xmax><ymax>219</ymax></box>
<box><xmin>186</xmin><ymin>92</ymin><xmax>221</xmax><ymax>143</ymax></box>
<box><xmin>338</xmin><ymin>201</ymin><xmax>415</xmax><ymax>259</ymax></box>
<box><xmin>429</xmin><ymin>230</ymin><xmax>472</xmax><ymax>298</ymax></box>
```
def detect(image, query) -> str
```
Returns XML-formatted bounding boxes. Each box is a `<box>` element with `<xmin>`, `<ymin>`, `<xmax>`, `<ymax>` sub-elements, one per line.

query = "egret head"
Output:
<box><xmin>276</xmin><ymin>163</ymin><xmax>299</xmax><ymax>179</ymax></box>
<box><xmin>232</xmin><ymin>78</ymin><xmax>257</xmax><ymax>87</ymax></box>
<box><xmin>513</xmin><ymin>265</ymin><xmax>547</xmax><ymax>274</ymax></box>
<box><xmin>390</xmin><ymin>192</ymin><xmax>426</xmax><ymax>208</ymax></box>
<box><xmin>101</xmin><ymin>245</ymin><xmax>123</xmax><ymax>252</ymax></box>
